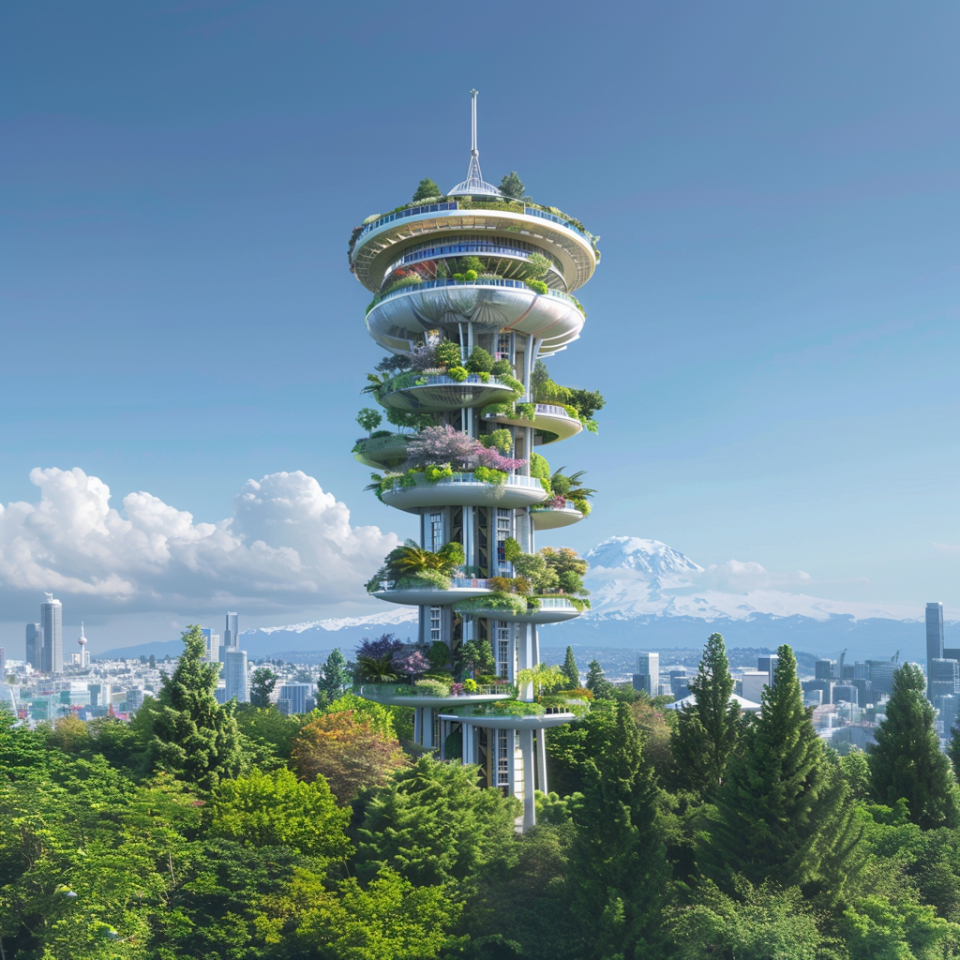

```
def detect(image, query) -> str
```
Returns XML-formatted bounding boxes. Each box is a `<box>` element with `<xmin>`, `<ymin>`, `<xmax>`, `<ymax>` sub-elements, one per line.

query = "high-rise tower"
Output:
<box><xmin>40</xmin><ymin>593</ymin><xmax>63</xmax><ymax>674</ymax></box>
<box><xmin>349</xmin><ymin>92</ymin><xmax>601</xmax><ymax>830</ymax></box>
<box><xmin>927</xmin><ymin>602</ymin><xmax>945</xmax><ymax>698</ymax></box>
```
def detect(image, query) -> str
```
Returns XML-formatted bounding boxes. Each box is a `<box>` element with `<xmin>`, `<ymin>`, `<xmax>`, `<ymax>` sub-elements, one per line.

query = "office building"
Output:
<box><xmin>224</xmin><ymin>648</ymin><xmax>248</xmax><ymax>703</ymax></box>
<box><xmin>40</xmin><ymin>594</ymin><xmax>63</xmax><ymax>674</ymax></box>
<box><xmin>277</xmin><ymin>682</ymin><xmax>315</xmax><ymax>716</ymax></box>
<box><xmin>927</xmin><ymin>602</ymin><xmax>945</xmax><ymax>697</ymax></box>
<box><xmin>929</xmin><ymin>659</ymin><xmax>960</xmax><ymax>700</ymax></box>
<box><xmin>937</xmin><ymin>694</ymin><xmax>960</xmax><ymax>739</ymax></box>
<box><xmin>350</xmin><ymin>91</ymin><xmax>598</xmax><ymax>831</ymax></box>
<box><xmin>854</xmin><ymin>661</ymin><xmax>869</xmax><ymax>680</ymax></box>
<box><xmin>634</xmin><ymin>652</ymin><xmax>660</xmax><ymax>697</ymax></box>
<box><xmin>200</xmin><ymin>629</ymin><xmax>220</xmax><ymax>664</ymax></box>
<box><xmin>224</xmin><ymin>612</ymin><xmax>239</xmax><ymax>650</ymax></box>
<box><xmin>867</xmin><ymin>660</ymin><xmax>898</xmax><ymax>696</ymax></box>
<box><xmin>757</xmin><ymin>654</ymin><xmax>778</xmax><ymax>684</ymax></box>
<box><xmin>741</xmin><ymin>670</ymin><xmax>770</xmax><ymax>704</ymax></box>
<box><xmin>669</xmin><ymin>670</ymin><xmax>690</xmax><ymax>700</ymax></box>
<box><xmin>832</xmin><ymin>683</ymin><xmax>859</xmax><ymax>705</ymax></box>
<box><xmin>815</xmin><ymin>659</ymin><xmax>835</xmax><ymax>682</ymax></box>
<box><xmin>25</xmin><ymin>623</ymin><xmax>40</xmax><ymax>668</ymax></box>
<box><xmin>126</xmin><ymin>689</ymin><xmax>144</xmax><ymax>712</ymax></box>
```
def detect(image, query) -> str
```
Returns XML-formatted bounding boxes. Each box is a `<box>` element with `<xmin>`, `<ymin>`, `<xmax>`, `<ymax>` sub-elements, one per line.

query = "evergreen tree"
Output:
<box><xmin>249</xmin><ymin>667</ymin><xmax>277</xmax><ymax>708</ymax></box>
<box><xmin>566</xmin><ymin>702</ymin><xmax>670</xmax><ymax>958</ymax></box>
<box><xmin>499</xmin><ymin>171</ymin><xmax>526</xmax><ymax>199</ymax></box>
<box><xmin>870</xmin><ymin>662</ymin><xmax>960</xmax><ymax>829</ymax></box>
<box><xmin>949</xmin><ymin>718</ymin><xmax>960</xmax><ymax>782</ymax></box>
<box><xmin>561</xmin><ymin>646</ymin><xmax>580</xmax><ymax>688</ymax></box>
<box><xmin>412</xmin><ymin>177</ymin><xmax>441</xmax><ymax>202</ymax></box>
<box><xmin>585</xmin><ymin>659</ymin><xmax>613</xmax><ymax>699</ymax></box>
<box><xmin>317</xmin><ymin>648</ymin><xmax>351</xmax><ymax>707</ymax></box>
<box><xmin>673</xmin><ymin>633</ymin><xmax>740</xmax><ymax>796</ymax></box>
<box><xmin>150</xmin><ymin>625</ymin><xmax>245</xmax><ymax>790</ymax></box>
<box><xmin>700</xmin><ymin>644</ymin><xmax>860</xmax><ymax>893</ymax></box>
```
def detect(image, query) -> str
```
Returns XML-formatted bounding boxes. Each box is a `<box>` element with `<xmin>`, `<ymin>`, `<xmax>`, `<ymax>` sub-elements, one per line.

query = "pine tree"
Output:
<box><xmin>673</xmin><ymin>633</ymin><xmax>740</xmax><ymax>796</ymax></box>
<box><xmin>700</xmin><ymin>644</ymin><xmax>860</xmax><ymax>893</ymax></box>
<box><xmin>317</xmin><ymin>648</ymin><xmax>351</xmax><ymax>708</ymax></box>
<box><xmin>150</xmin><ymin>625</ymin><xmax>244</xmax><ymax>790</ymax></box>
<box><xmin>870</xmin><ymin>662</ymin><xmax>960</xmax><ymax>829</ymax></box>
<box><xmin>412</xmin><ymin>177</ymin><xmax>440</xmax><ymax>202</ymax></box>
<box><xmin>949</xmin><ymin>719</ymin><xmax>960</xmax><ymax>782</ymax></box>
<box><xmin>561</xmin><ymin>646</ymin><xmax>580</xmax><ymax>688</ymax></box>
<box><xmin>585</xmin><ymin>659</ymin><xmax>613</xmax><ymax>699</ymax></box>
<box><xmin>499</xmin><ymin>171</ymin><xmax>526</xmax><ymax>199</ymax></box>
<box><xmin>566</xmin><ymin>702</ymin><xmax>670</xmax><ymax>958</ymax></box>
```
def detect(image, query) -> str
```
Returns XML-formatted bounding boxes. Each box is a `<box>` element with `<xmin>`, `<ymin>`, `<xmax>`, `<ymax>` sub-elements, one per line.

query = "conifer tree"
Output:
<box><xmin>412</xmin><ymin>177</ymin><xmax>440</xmax><ymax>202</ymax></box>
<box><xmin>870</xmin><ymin>662</ymin><xmax>960</xmax><ymax>829</ymax></box>
<box><xmin>249</xmin><ymin>667</ymin><xmax>277</xmax><ymax>708</ymax></box>
<box><xmin>561</xmin><ymin>646</ymin><xmax>580</xmax><ymax>688</ymax></box>
<box><xmin>948</xmin><ymin>719</ymin><xmax>960</xmax><ymax>783</ymax></box>
<box><xmin>150</xmin><ymin>625</ymin><xmax>244</xmax><ymax>790</ymax></box>
<box><xmin>566</xmin><ymin>701</ymin><xmax>670</xmax><ymax>957</ymax></box>
<box><xmin>585</xmin><ymin>659</ymin><xmax>613</xmax><ymax>699</ymax></box>
<box><xmin>700</xmin><ymin>644</ymin><xmax>859</xmax><ymax>892</ymax></box>
<box><xmin>317</xmin><ymin>648</ymin><xmax>352</xmax><ymax>708</ymax></box>
<box><xmin>673</xmin><ymin>633</ymin><xmax>740</xmax><ymax>796</ymax></box>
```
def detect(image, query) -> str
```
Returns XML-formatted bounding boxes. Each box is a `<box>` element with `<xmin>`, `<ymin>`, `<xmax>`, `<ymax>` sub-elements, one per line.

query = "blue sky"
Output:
<box><xmin>1</xmin><ymin>1</ymin><xmax>957</xmax><ymax>648</ymax></box>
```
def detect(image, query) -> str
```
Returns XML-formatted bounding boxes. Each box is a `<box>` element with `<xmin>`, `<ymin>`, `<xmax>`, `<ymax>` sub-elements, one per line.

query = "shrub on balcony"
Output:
<box><xmin>490</xmin><ymin>359</ymin><xmax>513</xmax><ymax>377</ymax></box>
<box><xmin>453</xmin><ymin>593</ymin><xmax>528</xmax><ymax>616</ymax></box>
<box><xmin>427</xmin><ymin>641</ymin><xmax>451</xmax><ymax>670</ymax></box>
<box><xmin>472</xmin><ymin>466</ymin><xmax>507</xmax><ymax>485</ymax></box>
<box><xmin>382</xmin><ymin>274</ymin><xmax>423</xmax><ymax>297</ymax></box>
<box><xmin>514</xmin><ymin>402</ymin><xmax>535</xmax><ymax>421</ymax></box>
<box><xmin>465</xmin><ymin>347</ymin><xmax>494</xmax><ymax>374</ymax></box>
<box><xmin>424</xmin><ymin>464</ymin><xmax>454</xmax><ymax>483</ymax></box>
<box><xmin>524</xmin><ymin>279</ymin><xmax>549</xmax><ymax>295</ymax></box>
<box><xmin>413</xmin><ymin>678</ymin><xmax>451</xmax><ymax>697</ymax></box>
<box><xmin>433</xmin><ymin>340</ymin><xmax>462</xmax><ymax>368</ymax></box>
<box><xmin>480</xmin><ymin>429</ymin><xmax>513</xmax><ymax>453</ymax></box>
<box><xmin>462</xmin><ymin>678</ymin><xmax>479</xmax><ymax>693</ymax></box>
<box><xmin>395</xmin><ymin>570</ymin><xmax>451</xmax><ymax>591</ymax></box>
<box><xmin>447</xmin><ymin>366</ymin><xmax>469</xmax><ymax>382</ymax></box>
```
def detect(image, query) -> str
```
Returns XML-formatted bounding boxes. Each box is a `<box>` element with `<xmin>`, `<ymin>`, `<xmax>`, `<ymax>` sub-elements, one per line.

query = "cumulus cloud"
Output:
<box><xmin>0</xmin><ymin>467</ymin><xmax>399</xmax><ymax>613</ymax></box>
<box><xmin>688</xmin><ymin>559</ymin><xmax>814</xmax><ymax>594</ymax></box>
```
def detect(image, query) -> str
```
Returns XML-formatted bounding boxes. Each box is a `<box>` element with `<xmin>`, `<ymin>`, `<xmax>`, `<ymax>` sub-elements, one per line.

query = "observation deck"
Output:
<box><xmin>365</xmin><ymin>279</ymin><xmax>584</xmax><ymax>357</ymax></box>
<box><xmin>353</xmin><ymin>434</ymin><xmax>409</xmax><ymax>468</ymax></box>
<box><xmin>378</xmin><ymin>371</ymin><xmax>517</xmax><ymax>412</ymax></box>
<box><xmin>381</xmin><ymin>472</ymin><xmax>547</xmax><ymax>511</ymax></box>
<box><xmin>356</xmin><ymin>683</ymin><xmax>511</xmax><ymax>709</ymax></box>
<box><xmin>530</xmin><ymin>501</ymin><xmax>585</xmax><ymax>529</ymax></box>
<box><xmin>351</xmin><ymin>202</ymin><xmax>598</xmax><ymax>293</ymax></box>
<box><xmin>438</xmin><ymin>707</ymin><xmax>578</xmax><ymax>730</ymax></box>
<box><xmin>370</xmin><ymin>578</ymin><xmax>493</xmax><ymax>607</ymax></box>
<box><xmin>484</xmin><ymin>402</ymin><xmax>582</xmax><ymax>443</ymax></box>
<box><xmin>455</xmin><ymin>597</ymin><xmax>583</xmax><ymax>624</ymax></box>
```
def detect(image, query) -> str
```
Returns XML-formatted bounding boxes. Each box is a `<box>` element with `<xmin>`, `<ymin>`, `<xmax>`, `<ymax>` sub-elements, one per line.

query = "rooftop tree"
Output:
<box><xmin>412</xmin><ymin>177</ymin><xmax>441</xmax><ymax>202</ymax></box>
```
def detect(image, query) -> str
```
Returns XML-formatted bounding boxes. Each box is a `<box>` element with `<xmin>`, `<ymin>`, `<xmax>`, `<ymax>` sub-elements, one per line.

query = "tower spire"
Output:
<box><xmin>448</xmin><ymin>89</ymin><xmax>501</xmax><ymax>197</ymax></box>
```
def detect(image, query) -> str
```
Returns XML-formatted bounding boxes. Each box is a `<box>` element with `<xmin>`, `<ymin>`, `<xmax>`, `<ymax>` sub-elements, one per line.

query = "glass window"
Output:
<box><xmin>430</xmin><ymin>606</ymin><xmax>442</xmax><ymax>643</ymax></box>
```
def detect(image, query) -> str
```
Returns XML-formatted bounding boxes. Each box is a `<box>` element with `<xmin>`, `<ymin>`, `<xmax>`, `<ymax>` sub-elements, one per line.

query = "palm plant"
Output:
<box><xmin>386</xmin><ymin>539</ymin><xmax>465</xmax><ymax>579</ymax></box>
<box><xmin>550</xmin><ymin>468</ymin><xmax>596</xmax><ymax>502</ymax></box>
<box><xmin>516</xmin><ymin>662</ymin><xmax>566</xmax><ymax>703</ymax></box>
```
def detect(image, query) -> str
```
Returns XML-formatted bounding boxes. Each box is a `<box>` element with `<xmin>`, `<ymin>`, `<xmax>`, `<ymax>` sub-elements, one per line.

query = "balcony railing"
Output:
<box><xmin>357</xmin><ymin>683</ymin><xmax>507</xmax><ymax>698</ymax></box>
<box><xmin>382</xmin><ymin>472</ymin><xmax>544</xmax><ymax>493</ymax></box>
<box><xmin>523</xmin><ymin>206</ymin><xmax>590</xmax><ymax>241</ymax></box>
<box><xmin>384</xmin><ymin>238</ymin><xmax>564</xmax><ymax>278</ymax></box>
<box><xmin>355</xmin><ymin>202</ymin><xmax>459</xmax><ymax>246</ymax></box>
<box><xmin>374</xmin><ymin>277</ymin><xmax>584</xmax><ymax>314</ymax></box>
<box><xmin>536</xmin><ymin>597</ymin><xmax>580</xmax><ymax>610</ymax></box>
<box><xmin>383</xmin><ymin>372</ymin><xmax>515</xmax><ymax>391</ymax></box>
<box><xmin>530</xmin><ymin>498</ymin><xmax>574</xmax><ymax>512</ymax></box>
<box><xmin>373</xmin><ymin>578</ymin><xmax>492</xmax><ymax>592</ymax></box>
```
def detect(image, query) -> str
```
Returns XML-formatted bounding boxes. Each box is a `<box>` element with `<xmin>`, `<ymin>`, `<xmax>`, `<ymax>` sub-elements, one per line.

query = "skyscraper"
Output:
<box><xmin>25</xmin><ymin>623</ymin><xmax>40</xmax><ymax>668</ymax></box>
<box><xmin>349</xmin><ymin>90</ymin><xmax>599</xmax><ymax>831</ymax></box>
<box><xmin>927</xmin><ymin>602</ymin><xmax>945</xmax><ymax>697</ymax></box>
<box><xmin>224</xmin><ymin>648</ymin><xmax>248</xmax><ymax>702</ymax></box>
<box><xmin>634</xmin><ymin>652</ymin><xmax>660</xmax><ymax>696</ymax></box>
<box><xmin>224</xmin><ymin>612</ymin><xmax>239</xmax><ymax>650</ymax></box>
<box><xmin>40</xmin><ymin>594</ymin><xmax>63</xmax><ymax>674</ymax></box>
<box><xmin>815</xmin><ymin>659</ymin><xmax>835</xmax><ymax>681</ymax></box>
<box><xmin>200</xmin><ymin>628</ymin><xmax>220</xmax><ymax>664</ymax></box>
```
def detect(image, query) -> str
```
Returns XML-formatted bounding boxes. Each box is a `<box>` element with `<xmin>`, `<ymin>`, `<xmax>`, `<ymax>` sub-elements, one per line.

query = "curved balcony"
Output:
<box><xmin>530</xmin><ymin>501</ymin><xmax>585</xmax><ymax>530</ymax></box>
<box><xmin>356</xmin><ymin>683</ymin><xmax>511</xmax><ymax>709</ymax></box>
<box><xmin>351</xmin><ymin>202</ymin><xmax>597</xmax><ymax>293</ymax></box>
<box><xmin>438</xmin><ymin>706</ymin><xmax>578</xmax><ymax>730</ymax></box>
<box><xmin>457</xmin><ymin>597</ymin><xmax>583</xmax><ymax>624</ymax></box>
<box><xmin>381</xmin><ymin>472</ymin><xmax>547</xmax><ymax>512</ymax></box>
<box><xmin>484</xmin><ymin>403</ymin><xmax>582</xmax><ymax>443</ymax></box>
<box><xmin>366</xmin><ymin>279</ymin><xmax>585</xmax><ymax>356</ymax></box>
<box><xmin>370</xmin><ymin>577</ymin><xmax>493</xmax><ymax>607</ymax></box>
<box><xmin>379</xmin><ymin>372</ymin><xmax>517</xmax><ymax>412</ymax></box>
<box><xmin>353</xmin><ymin>434</ymin><xmax>410</xmax><ymax>469</ymax></box>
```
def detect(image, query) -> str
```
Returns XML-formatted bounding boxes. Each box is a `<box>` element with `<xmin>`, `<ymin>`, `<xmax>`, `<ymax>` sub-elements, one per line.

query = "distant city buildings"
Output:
<box><xmin>277</xmin><ymin>682</ymin><xmax>315</xmax><ymax>716</ymax></box>
<box><xmin>40</xmin><ymin>594</ymin><xmax>63</xmax><ymax>674</ymax></box>
<box><xmin>633</xmin><ymin>652</ymin><xmax>660</xmax><ymax>697</ymax></box>
<box><xmin>200</xmin><ymin>628</ymin><xmax>221</xmax><ymax>664</ymax></box>
<box><xmin>25</xmin><ymin>623</ymin><xmax>40</xmax><ymax>669</ymax></box>
<box><xmin>224</xmin><ymin>648</ymin><xmax>249</xmax><ymax>703</ymax></box>
<box><xmin>927</xmin><ymin>602</ymin><xmax>945</xmax><ymax>697</ymax></box>
<box><xmin>224</xmin><ymin>612</ymin><xmax>239</xmax><ymax>650</ymax></box>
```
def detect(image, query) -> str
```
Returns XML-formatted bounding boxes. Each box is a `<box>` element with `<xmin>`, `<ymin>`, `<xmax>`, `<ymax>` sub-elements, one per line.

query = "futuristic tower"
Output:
<box><xmin>350</xmin><ymin>91</ymin><xmax>600</xmax><ymax>830</ymax></box>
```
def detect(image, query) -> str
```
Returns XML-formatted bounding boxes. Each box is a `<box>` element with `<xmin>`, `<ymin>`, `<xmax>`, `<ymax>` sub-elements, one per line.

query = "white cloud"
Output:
<box><xmin>689</xmin><ymin>559</ymin><xmax>814</xmax><ymax>594</ymax></box>
<box><xmin>0</xmin><ymin>467</ymin><xmax>398</xmax><ymax>614</ymax></box>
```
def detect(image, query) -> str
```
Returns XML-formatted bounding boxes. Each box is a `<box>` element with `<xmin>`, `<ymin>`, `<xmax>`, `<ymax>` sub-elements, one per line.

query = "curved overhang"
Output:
<box><xmin>366</xmin><ymin>283</ymin><xmax>584</xmax><ymax>355</ymax></box>
<box><xmin>353</xmin><ymin>434</ymin><xmax>410</xmax><ymax>469</ymax></box>
<box><xmin>380</xmin><ymin>378</ymin><xmax>516</xmax><ymax>412</ymax></box>
<box><xmin>358</xmin><ymin>688</ymin><xmax>511</xmax><ymax>708</ymax></box>
<box><xmin>352</xmin><ymin>209</ymin><xmax>596</xmax><ymax>293</ymax></box>
<box><xmin>438</xmin><ymin>710</ymin><xmax>577</xmax><ymax>730</ymax></box>
<box><xmin>457</xmin><ymin>602</ymin><xmax>582</xmax><ymax>624</ymax></box>
<box><xmin>381</xmin><ymin>474</ymin><xmax>547</xmax><ymax>512</ymax></box>
<box><xmin>484</xmin><ymin>403</ymin><xmax>582</xmax><ymax>443</ymax></box>
<box><xmin>530</xmin><ymin>506</ymin><xmax>585</xmax><ymax>530</ymax></box>
<box><xmin>371</xmin><ymin>585</ymin><xmax>493</xmax><ymax>606</ymax></box>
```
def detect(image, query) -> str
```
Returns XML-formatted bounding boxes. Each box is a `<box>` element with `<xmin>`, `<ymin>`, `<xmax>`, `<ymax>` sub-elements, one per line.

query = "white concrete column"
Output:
<box><xmin>423</xmin><ymin>708</ymin><xmax>434</xmax><ymax>749</ymax></box>
<box><xmin>537</xmin><ymin>727</ymin><xmax>548</xmax><ymax>794</ymax></box>
<box><xmin>520</xmin><ymin>728</ymin><xmax>536</xmax><ymax>832</ymax></box>
<box><xmin>413</xmin><ymin>707</ymin><xmax>422</xmax><ymax>746</ymax></box>
<box><xmin>463</xmin><ymin>723</ymin><xmax>474</xmax><ymax>765</ymax></box>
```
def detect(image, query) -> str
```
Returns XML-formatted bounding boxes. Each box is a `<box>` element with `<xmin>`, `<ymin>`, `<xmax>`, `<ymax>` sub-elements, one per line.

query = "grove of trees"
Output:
<box><xmin>3</xmin><ymin>626</ymin><xmax>960</xmax><ymax>959</ymax></box>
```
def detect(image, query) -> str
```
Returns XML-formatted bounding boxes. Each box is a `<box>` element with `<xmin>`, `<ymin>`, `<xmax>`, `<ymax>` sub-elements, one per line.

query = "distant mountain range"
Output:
<box><xmin>102</xmin><ymin>537</ymin><xmax>954</xmax><ymax>663</ymax></box>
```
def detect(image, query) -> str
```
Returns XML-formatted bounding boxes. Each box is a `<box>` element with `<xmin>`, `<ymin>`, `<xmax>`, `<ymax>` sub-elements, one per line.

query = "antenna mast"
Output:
<box><xmin>471</xmin><ymin>88</ymin><xmax>478</xmax><ymax>158</ymax></box>
<box><xmin>447</xmin><ymin>89</ymin><xmax>501</xmax><ymax>197</ymax></box>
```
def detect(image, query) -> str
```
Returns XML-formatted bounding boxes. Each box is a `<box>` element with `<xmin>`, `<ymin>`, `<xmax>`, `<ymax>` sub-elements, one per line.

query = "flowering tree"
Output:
<box><xmin>406</xmin><ymin>425</ymin><xmax>479</xmax><ymax>470</ymax></box>
<box><xmin>476</xmin><ymin>446</ymin><xmax>527</xmax><ymax>472</ymax></box>
<box><xmin>392</xmin><ymin>650</ymin><xmax>431</xmax><ymax>678</ymax></box>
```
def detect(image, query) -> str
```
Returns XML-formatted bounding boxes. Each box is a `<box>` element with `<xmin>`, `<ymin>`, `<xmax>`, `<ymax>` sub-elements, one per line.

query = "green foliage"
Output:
<box><xmin>525</xmin><ymin>278</ymin><xmax>549</xmax><ymax>294</ymax></box>
<box><xmin>499</xmin><ymin>171</ymin><xmax>526</xmax><ymax>199</ymax></box>
<box><xmin>490</xmin><ymin>358</ymin><xmax>513</xmax><ymax>377</ymax></box>
<box><xmin>433</xmin><ymin>339</ymin><xmax>462</xmax><ymax>367</ymax></box>
<box><xmin>673</xmin><ymin>633</ymin><xmax>740</xmax><ymax>797</ymax></box>
<box><xmin>562</xmin><ymin>646</ymin><xmax>580</xmax><ymax>688</ymax></box>
<box><xmin>427</xmin><ymin>640</ymin><xmax>451</xmax><ymax>670</ymax></box>
<box><xmin>317</xmin><ymin>648</ymin><xmax>352</xmax><ymax>708</ymax></box>
<box><xmin>447</xmin><ymin>364</ymin><xmax>469</xmax><ymax>382</ymax></box>
<box><xmin>870</xmin><ymin>662</ymin><xmax>960</xmax><ymax>829</ymax></box>
<box><xmin>701</xmin><ymin>645</ymin><xmax>861</xmax><ymax>893</ymax></box>
<box><xmin>458</xmin><ymin>638</ymin><xmax>496</xmax><ymax>677</ymax></box>
<box><xmin>524</xmin><ymin>252</ymin><xmax>552</xmax><ymax>281</ymax></box>
<box><xmin>149</xmin><ymin>625</ymin><xmax>245</xmax><ymax>790</ymax></box>
<box><xmin>412</xmin><ymin>177</ymin><xmax>441</xmax><ymax>202</ymax></box>
<box><xmin>585</xmin><ymin>658</ymin><xmax>615</xmax><ymax>700</ymax></box>
<box><xmin>249</xmin><ymin>666</ymin><xmax>277</xmax><ymax>709</ymax></box>
<box><xmin>424</xmin><ymin>463</ymin><xmax>454</xmax><ymax>482</ymax></box>
<box><xmin>454</xmin><ymin>593</ymin><xmax>527</xmax><ymax>616</ymax></box>
<box><xmin>472</xmin><ymin>465</ymin><xmax>507</xmax><ymax>484</ymax></box>
<box><xmin>209</xmin><ymin>767</ymin><xmax>352</xmax><ymax>864</ymax></box>
<box><xmin>480</xmin><ymin>427</ymin><xmax>513</xmax><ymax>453</ymax></box>
<box><xmin>356</xmin><ymin>407</ymin><xmax>382</xmax><ymax>433</ymax></box>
